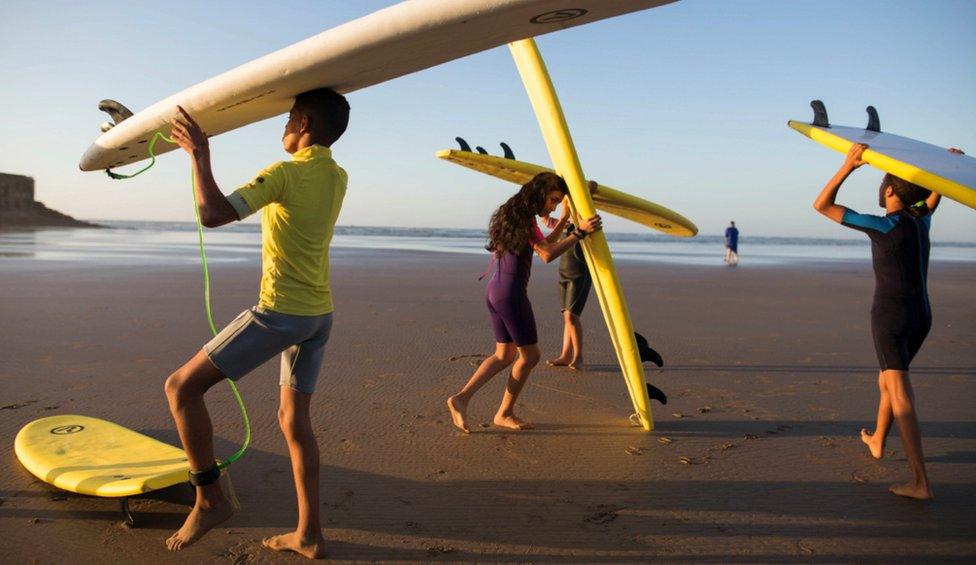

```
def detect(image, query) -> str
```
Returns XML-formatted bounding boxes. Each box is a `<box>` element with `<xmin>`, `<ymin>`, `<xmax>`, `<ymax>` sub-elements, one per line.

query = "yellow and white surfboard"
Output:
<box><xmin>437</xmin><ymin>149</ymin><xmax>697</xmax><ymax>237</ymax></box>
<box><xmin>789</xmin><ymin>102</ymin><xmax>976</xmax><ymax>211</ymax></box>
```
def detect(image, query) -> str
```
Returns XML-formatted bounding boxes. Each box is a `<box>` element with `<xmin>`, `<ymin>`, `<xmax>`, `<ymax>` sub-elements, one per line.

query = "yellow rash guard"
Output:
<box><xmin>227</xmin><ymin>145</ymin><xmax>347</xmax><ymax>316</ymax></box>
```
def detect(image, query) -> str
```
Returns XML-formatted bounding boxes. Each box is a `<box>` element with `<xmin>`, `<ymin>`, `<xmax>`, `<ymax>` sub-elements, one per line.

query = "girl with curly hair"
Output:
<box><xmin>447</xmin><ymin>172</ymin><xmax>602</xmax><ymax>432</ymax></box>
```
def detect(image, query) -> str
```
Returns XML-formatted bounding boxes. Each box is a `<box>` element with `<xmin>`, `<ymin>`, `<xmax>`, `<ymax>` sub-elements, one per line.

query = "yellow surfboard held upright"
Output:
<box><xmin>509</xmin><ymin>38</ymin><xmax>653</xmax><ymax>430</ymax></box>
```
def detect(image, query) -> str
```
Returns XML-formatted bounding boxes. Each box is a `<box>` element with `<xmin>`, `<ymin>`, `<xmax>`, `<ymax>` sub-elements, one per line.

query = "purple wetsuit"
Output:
<box><xmin>486</xmin><ymin>225</ymin><xmax>545</xmax><ymax>346</ymax></box>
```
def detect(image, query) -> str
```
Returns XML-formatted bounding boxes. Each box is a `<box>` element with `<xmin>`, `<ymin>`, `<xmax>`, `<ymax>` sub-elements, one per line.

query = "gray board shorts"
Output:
<box><xmin>204</xmin><ymin>306</ymin><xmax>333</xmax><ymax>394</ymax></box>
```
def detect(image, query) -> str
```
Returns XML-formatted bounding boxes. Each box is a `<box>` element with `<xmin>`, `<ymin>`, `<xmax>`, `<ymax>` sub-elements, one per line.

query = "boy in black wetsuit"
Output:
<box><xmin>546</xmin><ymin>221</ymin><xmax>592</xmax><ymax>370</ymax></box>
<box><xmin>812</xmin><ymin>143</ymin><xmax>960</xmax><ymax>500</ymax></box>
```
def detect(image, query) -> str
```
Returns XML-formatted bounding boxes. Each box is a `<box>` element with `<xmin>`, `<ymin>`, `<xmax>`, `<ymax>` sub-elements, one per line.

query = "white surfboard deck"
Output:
<box><xmin>80</xmin><ymin>0</ymin><xmax>674</xmax><ymax>172</ymax></box>
<box><xmin>788</xmin><ymin>121</ymin><xmax>976</xmax><ymax>210</ymax></box>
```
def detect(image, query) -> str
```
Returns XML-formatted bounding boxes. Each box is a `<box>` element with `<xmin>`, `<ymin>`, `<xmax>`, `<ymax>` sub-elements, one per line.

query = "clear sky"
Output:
<box><xmin>1</xmin><ymin>0</ymin><xmax>974</xmax><ymax>240</ymax></box>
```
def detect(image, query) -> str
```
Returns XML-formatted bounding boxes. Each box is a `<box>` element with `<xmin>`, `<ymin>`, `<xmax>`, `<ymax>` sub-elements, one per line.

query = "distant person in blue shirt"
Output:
<box><xmin>813</xmin><ymin>143</ymin><xmax>962</xmax><ymax>501</ymax></box>
<box><xmin>724</xmin><ymin>221</ymin><xmax>739</xmax><ymax>265</ymax></box>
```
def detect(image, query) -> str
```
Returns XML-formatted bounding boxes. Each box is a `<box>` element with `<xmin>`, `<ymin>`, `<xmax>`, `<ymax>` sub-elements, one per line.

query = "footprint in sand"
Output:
<box><xmin>339</xmin><ymin>439</ymin><xmax>359</xmax><ymax>453</ymax></box>
<box><xmin>584</xmin><ymin>504</ymin><xmax>622</xmax><ymax>524</ymax></box>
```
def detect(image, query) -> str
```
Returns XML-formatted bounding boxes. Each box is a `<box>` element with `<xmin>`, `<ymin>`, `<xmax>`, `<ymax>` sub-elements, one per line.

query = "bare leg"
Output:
<box><xmin>494</xmin><ymin>343</ymin><xmax>540</xmax><ymax>430</ymax></box>
<box><xmin>861</xmin><ymin>370</ymin><xmax>892</xmax><ymax>459</ymax></box>
<box><xmin>164</xmin><ymin>350</ymin><xmax>235</xmax><ymax>551</ymax></box>
<box><xmin>565</xmin><ymin>311</ymin><xmax>584</xmax><ymax>370</ymax></box>
<box><xmin>448</xmin><ymin>343</ymin><xmax>516</xmax><ymax>432</ymax></box>
<box><xmin>262</xmin><ymin>387</ymin><xmax>327</xmax><ymax>559</ymax></box>
<box><xmin>882</xmin><ymin>370</ymin><xmax>933</xmax><ymax>499</ymax></box>
<box><xmin>547</xmin><ymin>311</ymin><xmax>574</xmax><ymax>367</ymax></box>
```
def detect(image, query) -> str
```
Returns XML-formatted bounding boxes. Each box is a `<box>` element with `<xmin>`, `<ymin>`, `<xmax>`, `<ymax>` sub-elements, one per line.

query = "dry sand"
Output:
<box><xmin>1</xmin><ymin>250</ymin><xmax>974</xmax><ymax>563</ymax></box>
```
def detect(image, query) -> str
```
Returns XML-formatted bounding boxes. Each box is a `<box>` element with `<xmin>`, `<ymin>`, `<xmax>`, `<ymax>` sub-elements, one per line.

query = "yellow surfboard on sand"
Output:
<box><xmin>15</xmin><ymin>415</ymin><xmax>189</xmax><ymax>498</ymax></box>
<box><xmin>437</xmin><ymin>149</ymin><xmax>698</xmax><ymax>237</ymax></box>
<box><xmin>508</xmin><ymin>38</ymin><xmax>655</xmax><ymax>430</ymax></box>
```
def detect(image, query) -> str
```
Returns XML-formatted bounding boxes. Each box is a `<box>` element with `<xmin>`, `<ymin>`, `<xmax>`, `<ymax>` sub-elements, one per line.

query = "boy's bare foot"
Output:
<box><xmin>546</xmin><ymin>356</ymin><xmax>572</xmax><ymax>367</ymax></box>
<box><xmin>447</xmin><ymin>396</ymin><xmax>470</xmax><ymax>433</ymax></box>
<box><xmin>889</xmin><ymin>482</ymin><xmax>934</xmax><ymax>500</ymax></box>
<box><xmin>166</xmin><ymin>495</ymin><xmax>234</xmax><ymax>551</ymax></box>
<box><xmin>263</xmin><ymin>531</ymin><xmax>328</xmax><ymax>560</ymax></box>
<box><xmin>493</xmin><ymin>414</ymin><xmax>533</xmax><ymax>430</ymax></box>
<box><xmin>567</xmin><ymin>358</ymin><xmax>584</xmax><ymax>371</ymax></box>
<box><xmin>860</xmin><ymin>428</ymin><xmax>884</xmax><ymax>459</ymax></box>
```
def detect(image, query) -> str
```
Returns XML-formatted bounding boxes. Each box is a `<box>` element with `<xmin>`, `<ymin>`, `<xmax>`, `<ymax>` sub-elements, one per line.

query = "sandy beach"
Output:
<box><xmin>1</xmin><ymin>248</ymin><xmax>974</xmax><ymax>563</ymax></box>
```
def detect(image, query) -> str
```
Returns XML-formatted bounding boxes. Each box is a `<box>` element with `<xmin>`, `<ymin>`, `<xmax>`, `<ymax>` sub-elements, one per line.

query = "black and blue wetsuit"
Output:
<box><xmin>557</xmin><ymin>225</ymin><xmax>592</xmax><ymax>317</ymax></box>
<box><xmin>841</xmin><ymin>209</ymin><xmax>933</xmax><ymax>371</ymax></box>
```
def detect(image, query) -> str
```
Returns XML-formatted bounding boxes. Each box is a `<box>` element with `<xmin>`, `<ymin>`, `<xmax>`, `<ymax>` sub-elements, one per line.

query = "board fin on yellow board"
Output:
<box><xmin>789</xmin><ymin>100</ymin><xmax>976</xmax><ymax>210</ymax></box>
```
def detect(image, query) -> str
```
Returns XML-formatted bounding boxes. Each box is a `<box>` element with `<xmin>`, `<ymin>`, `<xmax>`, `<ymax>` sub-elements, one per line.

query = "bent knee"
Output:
<box><xmin>494</xmin><ymin>346</ymin><xmax>517</xmax><ymax>365</ymax></box>
<box><xmin>518</xmin><ymin>348</ymin><xmax>541</xmax><ymax>367</ymax></box>
<box><xmin>164</xmin><ymin>371</ymin><xmax>188</xmax><ymax>403</ymax></box>
<box><xmin>498</xmin><ymin>353</ymin><xmax>517</xmax><ymax>365</ymax></box>
<box><xmin>277</xmin><ymin>407</ymin><xmax>312</xmax><ymax>439</ymax></box>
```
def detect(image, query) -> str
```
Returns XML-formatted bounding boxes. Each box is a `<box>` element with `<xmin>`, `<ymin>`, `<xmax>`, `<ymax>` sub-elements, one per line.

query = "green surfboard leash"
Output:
<box><xmin>107</xmin><ymin>132</ymin><xmax>251</xmax><ymax>470</ymax></box>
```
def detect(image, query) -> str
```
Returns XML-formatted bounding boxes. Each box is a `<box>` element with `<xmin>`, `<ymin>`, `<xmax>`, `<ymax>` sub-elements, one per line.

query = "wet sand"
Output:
<box><xmin>1</xmin><ymin>251</ymin><xmax>974</xmax><ymax>562</ymax></box>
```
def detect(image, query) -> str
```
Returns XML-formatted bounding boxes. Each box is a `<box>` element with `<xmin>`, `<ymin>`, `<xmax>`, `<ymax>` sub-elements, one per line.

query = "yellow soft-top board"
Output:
<box><xmin>509</xmin><ymin>38</ymin><xmax>653</xmax><ymax>430</ymax></box>
<box><xmin>15</xmin><ymin>415</ymin><xmax>189</xmax><ymax>497</ymax></box>
<box><xmin>437</xmin><ymin>150</ymin><xmax>698</xmax><ymax>237</ymax></box>
<box><xmin>788</xmin><ymin>120</ymin><xmax>976</xmax><ymax>211</ymax></box>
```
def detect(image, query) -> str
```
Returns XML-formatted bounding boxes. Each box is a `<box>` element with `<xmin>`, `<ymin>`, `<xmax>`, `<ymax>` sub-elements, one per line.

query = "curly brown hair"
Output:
<box><xmin>486</xmin><ymin>172</ymin><xmax>568</xmax><ymax>256</ymax></box>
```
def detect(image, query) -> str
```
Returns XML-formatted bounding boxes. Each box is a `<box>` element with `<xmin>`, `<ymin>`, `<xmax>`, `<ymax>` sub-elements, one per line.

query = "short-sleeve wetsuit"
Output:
<box><xmin>841</xmin><ymin>208</ymin><xmax>933</xmax><ymax>371</ymax></box>
<box><xmin>557</xmin><ymin>224</ymin><xmax>592</xmax><ymax>316</ymax></box>
<box><xmin>486</xmin><ymin>224</ymin><xmax>545</xmax><ymax>346</ymax></box>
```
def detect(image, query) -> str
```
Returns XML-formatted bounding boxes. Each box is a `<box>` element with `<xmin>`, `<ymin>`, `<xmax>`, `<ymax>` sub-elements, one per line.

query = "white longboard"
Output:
<box><xmin>80</xmin><ymin>0</ymin><xmax>675</xmax><ymax>172</ymax></box>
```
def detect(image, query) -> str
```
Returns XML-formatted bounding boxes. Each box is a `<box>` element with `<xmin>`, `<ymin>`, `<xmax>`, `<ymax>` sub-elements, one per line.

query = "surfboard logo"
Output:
<box><xmin>530</xmin><ymin>9</ymin><xmax>588</xmax><ymax>24</ymax></box>
<box><xmin>51</xmin><ymin>425</ymin><xmax>84</xmax><ymax>435</ymax></box>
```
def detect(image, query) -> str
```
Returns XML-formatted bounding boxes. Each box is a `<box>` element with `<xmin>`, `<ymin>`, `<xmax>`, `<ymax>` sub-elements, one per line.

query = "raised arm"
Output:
<box><xmin>170</xmin><ymin>106</ymin><xmax>240</xmax><ymax>228</ymax></box>
<box><xmin>926</xmin><ymin>189</ymin><xmax>942</xmax><ymax>214</ymax></box>
<box><xmin>534</xmin><ymin>214</ymin><xmax>602</xmax><ymax>264</ymax></box>
<box><xmin>927</xmin><ymin>148</ymin><xmax>966</xmax><ymax>213</ymax></box>
<box><xmin>813</xmin><ymin>143</ymin><xmax>867</xmax><ymax>224</ymax></box>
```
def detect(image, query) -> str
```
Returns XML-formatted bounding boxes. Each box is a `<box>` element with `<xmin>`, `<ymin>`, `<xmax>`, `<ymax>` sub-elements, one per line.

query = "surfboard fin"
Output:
<box><xmin>646</xmin><ymin>383</ymin><xmax>668</xmax><ymax>405</ymax></box>
<box><xmin>98</xmin><ymin>99</ymin><xmax>134</xmax><ymax>132</ymax></box>
<box><xmin>455</xmin><ymin>137</ymin><xmax>472</xmax><ymax>152</ymax></box>
<box><xmin>476</xmin><ymin>146</ymin><xmax>488</xmax><ymax>155</ymax></box>
<box><xmin>120</xmin><ymin>497</ymin><xmax>135</xmax><ymax>527</ymax></box>
<box><xmin>866</xmin><ymin>105</ymin><xmax>880</xmax><ymax>132</ymax></box>
<box><xmin>810</xmin><ymin>100</ymin><xmax>829</xmax><ymax>128</ymax></box>
<box><xmin>635</xmin><ymin>332</ymin><xmax>664</xmax><ymax>367</ymax></box>
<box><xmin>500</xmin><ymin>142</ymin><xmax>515</xmax><ymax>159</ymax></box>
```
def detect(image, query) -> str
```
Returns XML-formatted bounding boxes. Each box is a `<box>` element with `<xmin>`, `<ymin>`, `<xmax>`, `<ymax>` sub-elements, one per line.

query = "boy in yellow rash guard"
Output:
<box><xmin>164</xmin><ymin>88</ymin><xmax>349</xmax><ymax>559</ymax></box>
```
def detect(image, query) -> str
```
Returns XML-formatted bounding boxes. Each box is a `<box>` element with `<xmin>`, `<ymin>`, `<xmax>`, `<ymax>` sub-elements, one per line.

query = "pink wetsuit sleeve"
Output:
<box><xmin>530</xmin><ymin>225</ymin><xmax>545</xmax><ymax>245</ymax></box>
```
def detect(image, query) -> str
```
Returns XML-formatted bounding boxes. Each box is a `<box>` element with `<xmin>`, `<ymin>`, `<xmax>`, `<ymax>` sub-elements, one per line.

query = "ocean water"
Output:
<box><xmin>0</xmin><ymin>221</ymin><xmax>974</xmax><ymax>268</ymax></box>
